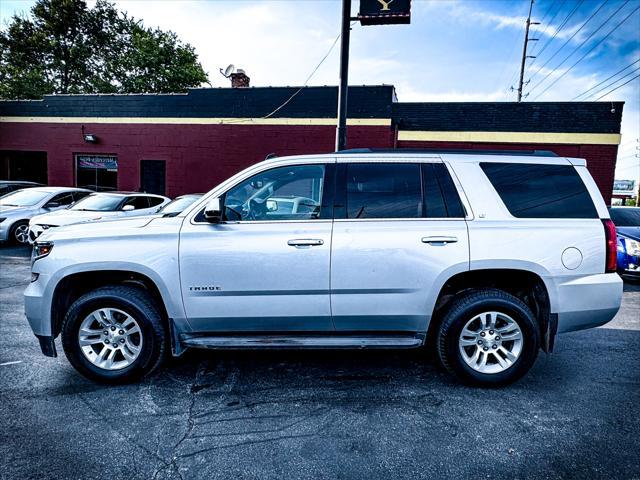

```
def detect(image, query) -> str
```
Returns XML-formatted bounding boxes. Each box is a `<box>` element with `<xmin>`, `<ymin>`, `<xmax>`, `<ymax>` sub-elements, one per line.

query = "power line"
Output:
<box><xmin>263</xmin><ymin>27</ymin><xmax>344</xmax><ymax>120</ymax></box>
<box><xmin>219</xmin><ymin>26</ymin><xmax>346</xmax><ymax>125</ymax></box>
<box><xmin>530</xmin><ymin>0</ymin><xmax>608</xmax><ymax>81</ymax></box>
<box><xmin>530</xmin><ymin>0</ymin><xmax>585</xmax><ymax>66</ymax></box>
<box><xmin>572</xmin><ymin>59</ymin><xmax>640</xmax><ymax>100</ymax></box>
<box><xmin>529</xmin><ymin>0</ymin><xmax>629</xmax><ymax>93</ymax></box>
<box><xmin>539</xmin><ymin>0</ymin><xmax>559</xmax><ymax>26</ymax></box>
<box><xmin>530</xmin><ymin>2</ymin><xmax>638</xmax><ymax>99</ymax></box>
<box><xmin>580</xmin><ymin>66</ymin><xmax>640</xmax><ymax>100</ymax></box>
<box><xmin>529</xmin><ymin>0</ymin><xmax>567</xmax><ymax>57</ymax></box>
<box><xmin>594</xmin><ymin>72</ymin><xmax>640</xmax><ymax>101</ymax></box>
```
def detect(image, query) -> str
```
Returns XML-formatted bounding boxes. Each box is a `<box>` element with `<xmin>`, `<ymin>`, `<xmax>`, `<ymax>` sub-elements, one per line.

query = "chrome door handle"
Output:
<box><xmin>422</xmin><ymin>236</ymin><xmax>458</xmax><ymax>244</ymax></box>
<box><xmin>287</xmin><ymin>239</ymin><xmax>324</xmax><ymax>247</ymax></box>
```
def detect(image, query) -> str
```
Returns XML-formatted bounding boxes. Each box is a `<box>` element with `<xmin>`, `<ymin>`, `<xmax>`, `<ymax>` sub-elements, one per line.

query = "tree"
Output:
<box><xmin>0</xmin><ymin>0</ymin><xmax>208</xmax><ymax>99</ymax></box>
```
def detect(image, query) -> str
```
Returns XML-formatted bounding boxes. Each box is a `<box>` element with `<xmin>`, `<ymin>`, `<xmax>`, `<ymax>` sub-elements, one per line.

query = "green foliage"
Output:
<box><xmin>0</xmin><ymin>0</ymin><xmax>208</xmax><ymax>99</ymax></box>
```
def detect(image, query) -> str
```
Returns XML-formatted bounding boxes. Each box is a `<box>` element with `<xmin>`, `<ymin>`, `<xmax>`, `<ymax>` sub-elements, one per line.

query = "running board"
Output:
<box><xmin>180</xmin><ymin>333</ymin><xmax>425</xmax><ymax>350</ymax></box>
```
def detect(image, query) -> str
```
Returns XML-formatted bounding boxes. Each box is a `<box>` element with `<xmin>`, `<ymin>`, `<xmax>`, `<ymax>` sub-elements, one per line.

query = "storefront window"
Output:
<box><xmin>76</xmin><ymin>155</ymin><xmax>118</xmax><ymax>191</ymax></box>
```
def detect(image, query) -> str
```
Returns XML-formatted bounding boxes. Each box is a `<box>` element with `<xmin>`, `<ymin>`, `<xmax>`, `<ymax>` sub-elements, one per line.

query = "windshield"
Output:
<box><xmin>0</xmin><ymin>189</ymin><xmax>50</xmax><ymax>207</ymax></box>
<box><xmin>70</xmin><ymin>194</ymin><xmax>123</xmax><ymax>212</ymax></box>
<box><xmin>159</xmin><ymin>196</ymin><xmax>201</xmax><ymax>216</ymax></box>
<box><xmin>610</xmin><ymin>208</ymin><xmax>640</xmax><ymax>227</ymax></box>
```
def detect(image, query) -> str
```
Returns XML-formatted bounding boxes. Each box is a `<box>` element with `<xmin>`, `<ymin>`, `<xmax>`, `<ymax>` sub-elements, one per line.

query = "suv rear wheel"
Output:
<box><xmin>436</xmin><ymin>288</ymin><xmax>540</xmax><ymax>387</ymax></box>
<box><xmin>61</xmin><ymin>286</ymin><xmax>168</xmax><ymax>383</ymax></box>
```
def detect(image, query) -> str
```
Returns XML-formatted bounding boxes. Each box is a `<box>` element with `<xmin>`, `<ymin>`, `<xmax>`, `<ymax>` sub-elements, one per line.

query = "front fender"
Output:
<box><xmin>27</xmin><ymin>259</ymin><xmax>187</xmax><ymax>338</ymax></box>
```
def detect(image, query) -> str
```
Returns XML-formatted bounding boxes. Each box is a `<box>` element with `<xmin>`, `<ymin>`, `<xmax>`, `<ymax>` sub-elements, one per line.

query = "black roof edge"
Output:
<box><xmin>337</xmin><ymin>148</ymin><xmax>559</xmax><ymax>157</ymax></box>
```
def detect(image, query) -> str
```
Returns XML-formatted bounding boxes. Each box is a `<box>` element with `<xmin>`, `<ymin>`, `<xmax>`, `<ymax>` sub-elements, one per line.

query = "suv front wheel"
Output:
<box><xmin>436</xmin><ymin>288</ymin><xmax>540</xmax><ymax>387</ymax></box>
<box><xmin>61</xmin><ymin>286</ymin><xmax>168</xmax><ymax>383</ymax></box>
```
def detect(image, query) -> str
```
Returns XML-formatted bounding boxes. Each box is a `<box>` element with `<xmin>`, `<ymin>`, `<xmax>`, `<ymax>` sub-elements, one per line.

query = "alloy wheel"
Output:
<box><xmin>13</xmin><ymin>224</ymin><xmax>29</xmax><ymax>244</ymax></box>
<box><xmin>78</xmin><ymin>308</ymin><xmax>143</xmax><ymax>370</ymax></box>
<box><xmin>458</xmin><ymin>311</ymin><xmax>523</xmax><ymax>374</ymax></box>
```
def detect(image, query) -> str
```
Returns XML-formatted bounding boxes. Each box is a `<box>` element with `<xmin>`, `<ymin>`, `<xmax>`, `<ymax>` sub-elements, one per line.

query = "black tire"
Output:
<box><xmin>61</xmin><ymin>285</ymin><xmax>168</xmax><ymax>384</ymax></box>
<box><xmin>436</xmin><ymin>288</ymin><xmax>540</xmax><ymax>387</ymax></box>
<box><xmin>9</xmin><ymin>220</ymin><xmax>30</xmax><ymax>245</ymax></box>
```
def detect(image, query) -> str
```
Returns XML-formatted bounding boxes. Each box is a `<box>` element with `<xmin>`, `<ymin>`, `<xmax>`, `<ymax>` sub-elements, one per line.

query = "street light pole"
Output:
<box><xmin>335</xmin><ymin>0</ymin><xmax>352</xmax><ymax>151</ymax></box>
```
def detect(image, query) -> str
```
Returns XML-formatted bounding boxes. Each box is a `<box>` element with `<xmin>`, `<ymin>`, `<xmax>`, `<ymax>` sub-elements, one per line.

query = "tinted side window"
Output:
<box><xmin>481</xmin><ymin>163</ymin><xmax>598</xmax><ymax>219</ymax></box>
<box><xmin>47</xmin><ymin>192</ymin><xmax>75</xmax><ymax>206</ymax></box>
<box><xmin>224</xmin><ymin>164</ymin><xmax>325</xmax><ymax>221</ymax></box>
<box><xmin>422</xmin><ymin>163</ymin><xmax>448</xmax><ymax>218</ymax></box>
<box><xmin>124</xmin><ymin>196</ymin><xmax>151</xmax><ymax>209</ymax></box>
<box><xmin>346</xmin><ymin>163</ymin><xmax>422</xmax><ymax>219</ymax></box>
<box><xmin>148</xmin><ymin>196</ymin><xmax>165</xmax><ymax>207</ymax></box>
<box><xmin>73</xmin><ymin>191</ymin><xmax>91</xmax><ymax>202</ymax></box>
<box><xmin>609</xmin><ymin>208</ymin><xmax>640</xmax><ymax>226</ymax></box>
<box><xmin>422</xmin><ymin>163</ymin><xmax>466</xmax><ymax>218</ymax></box>
<box><xmin>435</xmin><ymin>163</ymin><xmax>466</xmax><ymax>217</ymax></box>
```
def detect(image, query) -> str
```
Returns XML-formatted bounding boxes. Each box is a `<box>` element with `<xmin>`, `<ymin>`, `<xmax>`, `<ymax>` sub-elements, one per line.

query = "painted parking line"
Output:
<box><xmin>0</xmin><ymin>360</ymin><xmax>23</xmax><ymax>366</ymax></box>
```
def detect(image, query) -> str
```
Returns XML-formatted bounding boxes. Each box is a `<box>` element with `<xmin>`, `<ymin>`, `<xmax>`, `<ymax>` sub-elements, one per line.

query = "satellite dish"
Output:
<box><xmin>223</xmin><ymin>64</ymin><xmax>235</xmax><ymax>77</ymax></box>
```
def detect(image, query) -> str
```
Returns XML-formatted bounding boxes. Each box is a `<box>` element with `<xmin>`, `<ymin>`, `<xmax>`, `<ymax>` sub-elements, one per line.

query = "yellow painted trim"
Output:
<box><xmin>0</xmin><ymin>116</ymin><xmax>391</xmax><ymax>127</ymax></box>
<box><xmin>398</xmin><ymin>130</ymin><xmax>621</xmax><ymax>145</ymax></box>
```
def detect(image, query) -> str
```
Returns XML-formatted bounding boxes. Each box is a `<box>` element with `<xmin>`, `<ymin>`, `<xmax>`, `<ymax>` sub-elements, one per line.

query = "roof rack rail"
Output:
<box><xmin>337</xmin><ymin>148</ymin><xmax>558</xmax><ymax>157</ymax></box>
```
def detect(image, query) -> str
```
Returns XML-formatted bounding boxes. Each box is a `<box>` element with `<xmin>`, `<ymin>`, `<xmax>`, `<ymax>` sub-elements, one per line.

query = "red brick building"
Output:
<box><xmin>0</xmin><ymin>85</ymin><xmax>623</xmax><ymax>200</ymax></box>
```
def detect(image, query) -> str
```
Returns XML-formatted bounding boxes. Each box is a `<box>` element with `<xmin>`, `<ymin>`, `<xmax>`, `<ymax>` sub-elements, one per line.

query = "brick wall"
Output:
<box><xmin>393</xmin><ymin>102</ymin><xmax>624</xmax><ymax>133</ymax></box>
<box><xmin>0</xmin><ymin>122</ymin><xmax>395</xmax><ymax>197</ymax></box>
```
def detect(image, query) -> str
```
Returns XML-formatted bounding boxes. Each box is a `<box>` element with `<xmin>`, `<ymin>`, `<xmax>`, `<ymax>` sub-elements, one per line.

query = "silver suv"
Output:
<box><xmin>24</xmin><ymin>151</ymin><xmax>622</xmax><ymax>386</ymax></box>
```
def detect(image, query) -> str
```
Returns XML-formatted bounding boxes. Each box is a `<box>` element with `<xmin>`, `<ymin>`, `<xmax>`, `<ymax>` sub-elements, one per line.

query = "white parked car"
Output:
<box><xmin>0</xmin><ymin>187</ymin><xmax>91</xmax><ymax>245</ymax></box>
<box><xmin>28</xmin><ymin>192</ymin><xmax>170</xmax><ymax>243</ymax></box>
<box><xmin>155</xmin><ymin>194</ymin><xmax>203</xmax><ymax>217</ymax></box>
<box><xmin>25</xmin><ymin>151</ymin><xmax>622</xmax><ymax>386</ymax></box>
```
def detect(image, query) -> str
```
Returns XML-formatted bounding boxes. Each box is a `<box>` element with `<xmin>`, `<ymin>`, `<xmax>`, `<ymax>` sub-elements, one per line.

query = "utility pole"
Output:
<box><xmin>517</xmin><ymin>0</ymin><xmax>538</xmax><ymax>102</ymax></box>
<box><xmin>335</xmin><ymin>0</ymin><xmax>352</xmax><ymax>151</ymax></box>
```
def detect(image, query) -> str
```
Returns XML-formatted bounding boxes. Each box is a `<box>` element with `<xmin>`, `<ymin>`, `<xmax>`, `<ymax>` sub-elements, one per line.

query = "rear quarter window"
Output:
<box><xmin>148</xmin><ymin>196</ymin><xmax>165</xmax><ymax>207</ymax></box>
<box><xmin>480</xmin><ymin>162</ymin><xmax>598</xmax><ymax>219</ymax></box>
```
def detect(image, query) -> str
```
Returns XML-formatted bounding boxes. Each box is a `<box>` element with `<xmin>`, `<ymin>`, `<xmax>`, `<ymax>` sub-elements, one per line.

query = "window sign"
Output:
<box><xmin>77</xmin><ymin>155</ymin><xmax>118</xmax><ymax>171</ymax></box>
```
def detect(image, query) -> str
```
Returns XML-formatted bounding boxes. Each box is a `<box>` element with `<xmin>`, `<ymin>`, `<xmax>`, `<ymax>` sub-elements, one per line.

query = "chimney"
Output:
<box><xmin>230</xmin><ymin>69</ymin><xmax>250</xmax><ymax>88</ymax></box>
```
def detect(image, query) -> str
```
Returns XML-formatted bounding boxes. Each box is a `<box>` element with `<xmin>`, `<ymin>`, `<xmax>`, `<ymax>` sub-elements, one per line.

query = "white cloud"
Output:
<box><xmin>393</xmin><ymin>79</ymin><xmax>511</xmax><ymax>102</ymax></box>
<box><xmin>110</xmin><ymin>0</ymin><xmax>342</xmax><ymax>88</ymax></box>
<box><xmin>428</xmin><ymin>0</ymin><xmax>526</xmax><ymax>30</ymax></box>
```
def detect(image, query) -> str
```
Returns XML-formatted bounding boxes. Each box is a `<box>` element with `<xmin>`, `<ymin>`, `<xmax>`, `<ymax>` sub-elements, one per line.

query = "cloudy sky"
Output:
<box><xmin>2</xmin><ymin>0</ymin><xmax>639</xmax><ymax>179</ymax></box>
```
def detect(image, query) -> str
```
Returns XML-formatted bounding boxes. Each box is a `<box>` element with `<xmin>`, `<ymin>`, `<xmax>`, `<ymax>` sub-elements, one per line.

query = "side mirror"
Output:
<box><xmin>45</xmin><ymin>202</ymin><xmax>60</xmax><ymax>209</ymax></box>
<box><xmin>204</xmin><ymin>197</ymin><xmax>223</xmax><ymax>223</ymax></box>
<box><xmin>122</xmin><ymin>204</ymin><xmax>135</xmax><ymax>211</ymax></box>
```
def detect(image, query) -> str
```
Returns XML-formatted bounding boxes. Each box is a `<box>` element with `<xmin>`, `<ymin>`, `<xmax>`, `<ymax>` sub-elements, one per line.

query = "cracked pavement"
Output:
<box><xmin>1</xmin><ymin>245</ymin><xmax>639</xmax><ymax>479</ymax></box>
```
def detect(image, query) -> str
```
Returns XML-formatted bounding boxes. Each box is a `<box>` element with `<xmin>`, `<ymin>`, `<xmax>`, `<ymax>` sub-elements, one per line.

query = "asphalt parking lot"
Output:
<box><xmin>1</xmin><ymin>245</ymin><xmax>639</xmax><ymax>480</ymax></box>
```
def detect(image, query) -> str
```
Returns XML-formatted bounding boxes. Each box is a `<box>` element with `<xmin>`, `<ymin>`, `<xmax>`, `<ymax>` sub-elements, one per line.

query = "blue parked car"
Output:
<box><xmin>609</xmin><ymin>207</ymin><xmax>640</xmax><ymax>279</ymax></box>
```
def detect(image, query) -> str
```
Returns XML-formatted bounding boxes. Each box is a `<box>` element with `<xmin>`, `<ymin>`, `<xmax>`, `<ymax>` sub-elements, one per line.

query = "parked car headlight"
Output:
<box><xmin>624</xmin><ymin>237</ymin><xmax>640</xmax><ymax>257</ymax></box>
<box><xmin>32</xmin><ymin>241</ymin><xmax>54</xmax><ymax>262</ymax></box>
